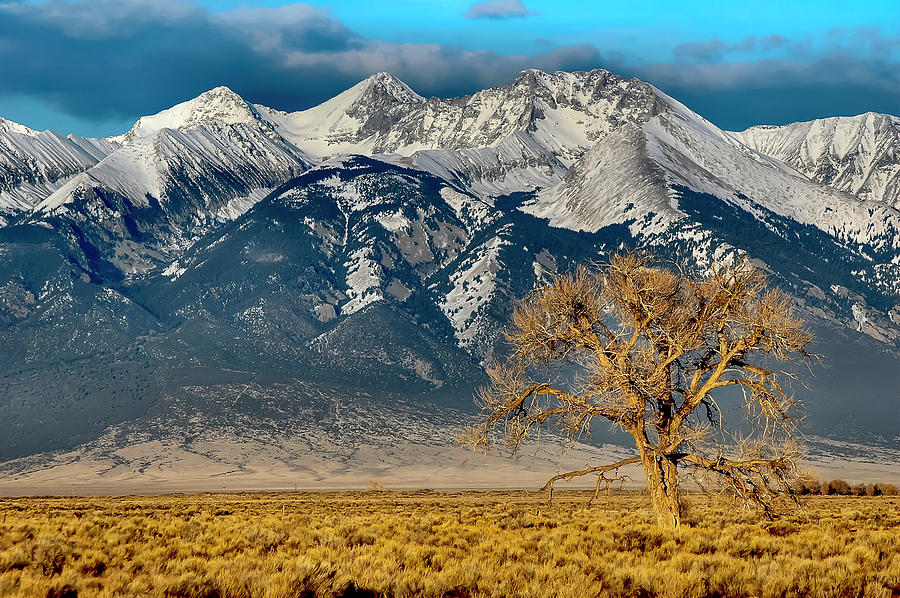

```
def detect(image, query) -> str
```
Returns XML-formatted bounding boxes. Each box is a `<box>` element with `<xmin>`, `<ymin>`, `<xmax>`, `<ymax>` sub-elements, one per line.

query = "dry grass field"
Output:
<box><xmin>0</xmin><ymin>490</ymin><xmax>898</xmax><ymax>598</ymax></box>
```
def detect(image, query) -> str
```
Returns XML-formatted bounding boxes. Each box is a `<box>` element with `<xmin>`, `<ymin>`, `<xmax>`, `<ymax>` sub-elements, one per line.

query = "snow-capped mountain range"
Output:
<box><xmin>1</xmin><ymin>69</ymin><xmax>898</xmax><ymax>485</ymax></box>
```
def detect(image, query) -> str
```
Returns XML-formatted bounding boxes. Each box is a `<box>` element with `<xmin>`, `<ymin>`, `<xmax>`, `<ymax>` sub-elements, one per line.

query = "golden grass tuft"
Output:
<box><xmin>0</xmin><ymin>491</ymin><xmax>898</xmax><ymax>597</ymax></box>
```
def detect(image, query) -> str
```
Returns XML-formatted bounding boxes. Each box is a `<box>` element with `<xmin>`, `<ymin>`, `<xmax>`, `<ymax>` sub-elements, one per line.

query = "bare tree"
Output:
<box><xmin>466</xmin><ymin>253</ymin><xmax>813</xmax><ymax>528</ymax></box>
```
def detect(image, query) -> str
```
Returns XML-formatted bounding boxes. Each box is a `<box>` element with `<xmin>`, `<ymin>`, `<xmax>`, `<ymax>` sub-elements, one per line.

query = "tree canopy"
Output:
<box><xmin>467</xmin><ymin>253</ymin><xmax>814</xmax><ymax>528</ymax></box>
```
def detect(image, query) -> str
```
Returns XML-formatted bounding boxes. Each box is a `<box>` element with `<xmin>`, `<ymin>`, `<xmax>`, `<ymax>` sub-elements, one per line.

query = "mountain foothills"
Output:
<box><xmin>0</xmin><ymin>70</ymin><xmax>898</xmax><ymax>483</ymax></box>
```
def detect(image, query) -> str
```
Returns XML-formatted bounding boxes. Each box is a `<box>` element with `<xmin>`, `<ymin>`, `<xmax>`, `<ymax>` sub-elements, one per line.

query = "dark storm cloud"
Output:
<box><xmin>220</xmin><ymin>4</ymin><xmax>362</xmax><ymax>53</ymax></box>
<box><xmin>0</xmin><ymin>0</ymin><xmax>360</xmax><ymax>120</ymax></box>
<box><xmin>758</xmin><ymin>34</ymin><xmax>792</xmax><ymax>52</ymax></box>
<box><xmin>637</xmin><ymin>30</ymin><xmax>900</xmax><ymax>129</ymax></box>
<box><xmin>672</xmin><ymin>39</ymin><xmax>731</xmax><ymax>63</ymax></box>
<box><xmin>464</xmin><ymin>0</ymin><xmax>537</xmax><ymax>20</ymax></box>
<box><xmin>0</xmin><ymin>0</ymin><xmax>897</xmax><ymax>132</ymax></box>
<box><xmin>671</xmin><ymin>34</ymin><xmax>806</xmax><ymax>63</ymax></box>
<box><xmin>0</xmin><ymin>0</ymin><xmax>590</xmax><ymax>121</ymax></box>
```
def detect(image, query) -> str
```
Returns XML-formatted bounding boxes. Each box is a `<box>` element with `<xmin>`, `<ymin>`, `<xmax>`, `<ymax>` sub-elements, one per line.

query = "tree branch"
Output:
<box><xmin>539</xmin><ymin>456</ymin><xmax>642</xmax><ymax>492</ymax></box>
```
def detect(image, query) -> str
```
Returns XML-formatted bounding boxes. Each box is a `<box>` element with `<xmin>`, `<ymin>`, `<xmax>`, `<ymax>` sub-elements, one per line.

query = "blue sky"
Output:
<box><xmin>293</xmin><ymin>0</ymin><xmax>897</xmax><ymax>59</ymax></box>
<box><xmin>1</xmin><ymin>0</ymin><xmax>897</xmax><ymax>136</ymax></box>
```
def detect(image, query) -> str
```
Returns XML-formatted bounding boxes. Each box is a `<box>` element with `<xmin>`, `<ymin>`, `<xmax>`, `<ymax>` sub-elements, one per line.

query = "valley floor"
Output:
<box><xmin>1</xmin><ymin>436</ymin><xmax>897</xmax><ymax>497</ymax></box>
<box><xmin>0</xmin><ymin>492</ymin><xmax>898</xmax><ymax>598</ymax></box>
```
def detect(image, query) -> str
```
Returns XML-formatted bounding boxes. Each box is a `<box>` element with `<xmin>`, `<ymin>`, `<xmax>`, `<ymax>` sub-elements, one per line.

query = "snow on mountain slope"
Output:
<box><xmin>439</xmin><ymin>232</ymin><xmax>510</xmax><ymax>349</ymax></box>
<box><xmin>527</xmin><ymin>90</ymin><xmax>900</xmax><ymax>254</ymax></box>
<box><xmin>522</xmin><ymin>122</ymin><xmax>676</xmax><ymax>235</ymax></box>
<box><xmin>40</xmin><ymin>121</ymin><xmax>304</xmax><ymax>215</ymax></box>
<box><xmin>732</xmin><ymin>112</ymin><xmax>900</xmax><ymax>209</ymax></box>
<box><xmin>0</xmin><ymin>119</ymin><xmax>119</xmax><ymax>224</ymax></box>
<box><xmin>0</xmin><ymin>117</ymin><xmax>36</xmax><ymax>136</ymax></box>
<box><xmin>66</xmin><ymin>134</ymin><xmax>121</xmax><ymax>161</ymax></box>
<box><xmin>411</xmin><ymin>141</ymin><xmax>565</xmax><ymax>198</ymax></box>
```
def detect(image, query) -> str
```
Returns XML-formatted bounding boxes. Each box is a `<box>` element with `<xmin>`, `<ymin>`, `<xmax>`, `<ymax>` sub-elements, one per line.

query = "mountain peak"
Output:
<box><xmin>266</xmin><ymin>72</ymin><xmax>426</xmax><ymax>152</ymax></box>
<box><xmin>115</xmin><ymin>85</ymin><xmax>263</xmax><ymax>142</ymax></box>
<box><xmin>0</xmin><ymin>116</ymin><xmax>38</xmax><ymax>136</ymax></box>
<box><xmin>355</xmin><ymin>72</ymin><xmax>425</xmax><ymax>104</ymax></box>
<box><xmin>502</xmin><ymin>67</ymin><xmax>650</xmax><ymax>109</ymax></box>
<box><xmin>192</xmin><ymin>85</ymin><xmax>247</xmax><ymax>105</ymax></box>
<box><xmin>203</xmin><ymin>84</ymin><xmax>238</xmax><ymax>95</ymax></box>
<box><xmin>511</xmin><ymin>67</ymin><xmax>615</xmax><ymax>87</ymax></box>
<box><xmin>511</xmin><ymin>68</ymin><xmax>551</xmax><ymax>86</ymax></box>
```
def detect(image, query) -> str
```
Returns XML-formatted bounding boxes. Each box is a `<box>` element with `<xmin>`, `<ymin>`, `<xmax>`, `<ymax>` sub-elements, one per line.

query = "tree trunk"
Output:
<box><xmin>639</xmin><ymin>446</ymin><xmax>682</xmax><ymax>529</ymax></box>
